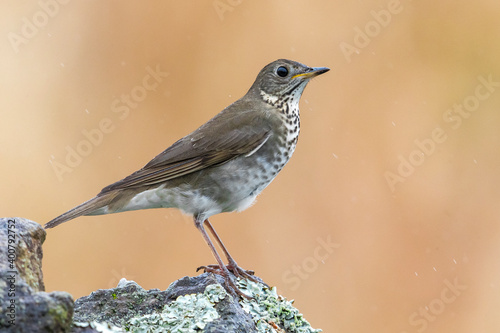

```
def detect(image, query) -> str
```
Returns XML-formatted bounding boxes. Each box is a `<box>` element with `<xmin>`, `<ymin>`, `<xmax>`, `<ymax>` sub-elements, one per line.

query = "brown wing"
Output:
<box><xmin>99</xmin><ymin>107</ymin><xmax>272</xmax><ymax>194</ymax></box>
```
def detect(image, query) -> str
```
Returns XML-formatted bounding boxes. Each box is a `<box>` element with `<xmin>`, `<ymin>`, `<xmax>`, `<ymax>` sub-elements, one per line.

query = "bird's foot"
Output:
<box><xmin>198</xmin><ymin>257</ymin><xmax>258</xmax><ymax>282</ymax></box>
<box><xmin>197</xmin><ymin>263</ymin><xmax>253</xmax><ymax>299</ymax></box>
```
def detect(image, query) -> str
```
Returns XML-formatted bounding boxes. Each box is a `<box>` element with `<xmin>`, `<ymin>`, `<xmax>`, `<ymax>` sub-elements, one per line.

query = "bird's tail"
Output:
<box><xmin>44</xmin><ymin>192</ymin><xmax>118</xmax><ymax>229</ymax></box>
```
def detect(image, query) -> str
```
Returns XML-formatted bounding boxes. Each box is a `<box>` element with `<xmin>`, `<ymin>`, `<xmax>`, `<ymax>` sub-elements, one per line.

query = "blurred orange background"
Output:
<box><xmin>2</xmin><ymin>1</ymin><xmax>500</xmax><ymax>332</ymax></box>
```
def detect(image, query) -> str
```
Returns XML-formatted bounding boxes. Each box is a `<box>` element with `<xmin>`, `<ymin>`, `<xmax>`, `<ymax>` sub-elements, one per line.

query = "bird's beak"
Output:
<box><xmin>292</xmin><ymin>67</ymin><xmax>330</xmax><ymax>80</ymax></box>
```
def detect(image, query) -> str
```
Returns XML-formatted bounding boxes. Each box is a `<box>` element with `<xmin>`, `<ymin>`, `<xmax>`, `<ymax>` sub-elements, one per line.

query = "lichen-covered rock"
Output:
<box><xmin>237</xmin><ymin>279</ymin><xmax>321</xmax><ymax>333</ymax></box>
<box><xmin>0</xmin><ymin>217</ymin><xmax>46</xmax><ymax>291</ymax></box>
<box><xmin>74</xmin><ymin>274</ymin><xmax>321</xmax><ymax>333</ymax></box>
<box><xmin>73</xmin><ymin>274</ymin><xmax>257</xmax><ymax>332</ymax></box>
<box><xmin>0</xmin><ymin>217</ymin><xmax>74</xmax><ymax>333</ymax></box>
<box><xmin>0</xmin><ymin>280</ymin><xmax>74</xmax><ymax>333</ymax></box>
<box><xmin>73</xmin><ymin>278</ymin><xmax>170</xmax><ymax>327</ymax></box>
<box><xmin>127</xmin><ymin>284</ymin><xmax>226</xmax><ymax>332</ymax></box>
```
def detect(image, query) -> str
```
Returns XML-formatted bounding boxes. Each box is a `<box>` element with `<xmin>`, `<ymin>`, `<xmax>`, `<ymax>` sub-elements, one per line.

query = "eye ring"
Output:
<box><xmin>276</xmin><ymin>66</ymin><xmax>289</xmax><ymax>77</ymax></box>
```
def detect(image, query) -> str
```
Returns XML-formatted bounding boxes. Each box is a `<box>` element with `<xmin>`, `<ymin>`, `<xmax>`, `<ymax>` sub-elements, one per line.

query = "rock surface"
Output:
<box><xmin>0</xmin><ymin>217</ymin><xmax>46</xmax><ymax>292</ymax></box>
<box><xmin>74</xmin><ymin>274</ymin><xmax>258</xmax><ymax>332</ymax></box>
<box><xmin>0</xmin><ymin>217</ymin><xmax>321</xmax><ymax>332</ymax></box>
<box><xmin>72</xmin><ymin>274</ymin><xmax>321</xmax><ymax>332</ymax></box>
<box><xmin>0</xmin><ymin>217</ymin><xmax>74</xmax><ymax>332</ymax></box>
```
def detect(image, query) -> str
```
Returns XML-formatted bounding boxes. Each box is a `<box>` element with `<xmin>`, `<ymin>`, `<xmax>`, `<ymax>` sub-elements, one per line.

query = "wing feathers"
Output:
<box><xmin>99</xmin><ymin>127</ymin><xmax>271</xmax><ymax>194</ymax></box>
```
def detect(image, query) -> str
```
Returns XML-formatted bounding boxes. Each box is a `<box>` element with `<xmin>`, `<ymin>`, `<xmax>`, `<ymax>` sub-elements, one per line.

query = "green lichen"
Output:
<box><xmin>126</xmin><ymin>283</ymin><xmax>227</xmax><ymax>332</ymax></box>
<box><xmin>47</xmin><ymin>303</ymin><xmax>70</xmax><ymax>328</ymax></box>
<box><xmin>237</xmin><ymin>279</ymin><xmax>322</xmax><ymax>333</ymax></box>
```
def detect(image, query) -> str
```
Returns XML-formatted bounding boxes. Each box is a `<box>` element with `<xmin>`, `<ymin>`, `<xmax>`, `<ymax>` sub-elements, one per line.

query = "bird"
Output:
<box><xmin>45</xmin><ymin>59</ymin><xmax>329</xmax><ymax>297</ymax></box>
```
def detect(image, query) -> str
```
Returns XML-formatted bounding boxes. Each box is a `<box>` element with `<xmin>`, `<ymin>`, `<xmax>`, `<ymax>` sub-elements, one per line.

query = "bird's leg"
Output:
<box><xmin>203</xmin><ymin>219</ymin><xmax>258</xmax><ymax>282</ymax></box>
<box><xmin>194</xmin><ymin>218</ymin><xmax>251</xmax><ymax>299</ymax></box>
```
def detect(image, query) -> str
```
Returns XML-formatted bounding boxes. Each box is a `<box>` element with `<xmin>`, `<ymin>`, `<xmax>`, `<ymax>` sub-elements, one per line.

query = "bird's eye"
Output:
<box><xmin>276</xmin><ymin>66</ymin><xmax>289</xmax><ymax>77</ymax></box>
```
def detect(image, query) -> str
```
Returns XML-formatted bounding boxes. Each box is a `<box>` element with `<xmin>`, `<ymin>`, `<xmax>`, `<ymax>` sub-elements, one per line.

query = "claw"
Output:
<box><xmin>198</xmin><ymin>264</ymin><xmax>253</xmax><ymax>299</ymax></box>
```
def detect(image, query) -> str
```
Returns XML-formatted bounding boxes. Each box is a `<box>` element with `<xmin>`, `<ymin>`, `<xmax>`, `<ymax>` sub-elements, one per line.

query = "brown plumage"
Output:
<box><xmin>45</xmin><ymin>59</ymin><xmax>329</xmax><ymax>297</ymax></box>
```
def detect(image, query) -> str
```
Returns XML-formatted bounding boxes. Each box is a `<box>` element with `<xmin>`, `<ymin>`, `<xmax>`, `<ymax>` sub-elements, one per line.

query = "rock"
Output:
<box><xmin>73</xmin><ymin>278</ymin><xmax>170</xmax><ymax>328</ymax></box>
<box><xmin>0</xmin><ymin>217</ymin><xmax>322</xmax><ymax>332</ymax></box>
<box><xmin>74</xmin><ymin>274</ymin><xmax>258</xmax><ymax>332</ymax></box>
<box><xmin>0</xmin><ymin>217</ymin><xmax>74</xmax><ymax>333</ymax></box>
<box><xmin>74</xmin><ymin>274</ymin><xmax>322</xmax><ymax>333</ymax></box>
<box><xmin>0</xmin><ymin>217</ymin><xmax>45</xmax><ymax>292</ymax></box>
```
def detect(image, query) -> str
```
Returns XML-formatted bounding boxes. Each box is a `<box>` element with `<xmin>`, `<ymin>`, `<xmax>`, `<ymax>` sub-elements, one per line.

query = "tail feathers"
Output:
<box><xmin>45</xmin><ymin>192</ymin><xmax>117</xmax><ymax>229</ymax></box>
